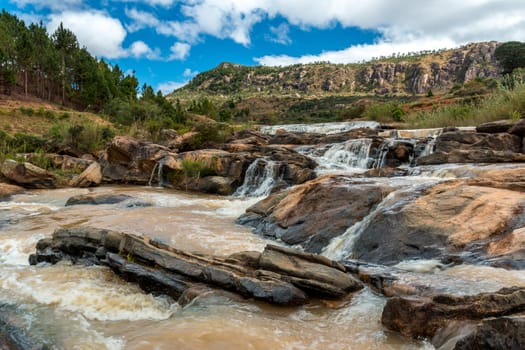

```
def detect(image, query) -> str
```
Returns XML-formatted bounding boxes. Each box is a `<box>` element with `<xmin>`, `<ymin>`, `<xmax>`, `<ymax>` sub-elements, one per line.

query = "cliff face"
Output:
<box><xmin>178</xmin><ymin>42</ymin><xmax>500</xmax><ymax>96</ymax></box>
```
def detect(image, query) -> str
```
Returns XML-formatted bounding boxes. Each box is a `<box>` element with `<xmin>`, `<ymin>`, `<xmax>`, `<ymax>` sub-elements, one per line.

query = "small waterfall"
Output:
<box><xmin>234</xmin><ymin>159</ymin><xmax>285</xmax><ymax>197</ymax></box>
<box><xmin>322</xmin><ymin>139</ymin><xmax>373</xmax><ymax>169</ymax></box>
<box><xmin>148</xmin><ymin>160</ymin><xmax>166</xmax><ymax>187</ymax></box>
<box><xmin>321</xmin><ymin>194</ymin><xmax>391</xmax><ymax>261</ymax></box>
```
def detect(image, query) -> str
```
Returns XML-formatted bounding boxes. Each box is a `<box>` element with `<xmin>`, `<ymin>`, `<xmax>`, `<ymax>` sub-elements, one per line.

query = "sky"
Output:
<box><xmin>3</xmin><ymin>1</ymin><xmax>525</xmax><ymax>94</ymax></box>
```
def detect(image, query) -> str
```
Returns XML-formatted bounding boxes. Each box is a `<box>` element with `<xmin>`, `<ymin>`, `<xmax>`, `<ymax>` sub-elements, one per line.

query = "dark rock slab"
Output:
<box><xmin>381</xmin><ymin>287</ymin><xmax>525</xmax><ymax>338</ymax></box>
<box><xmin>476</xmin><ymin>120</ymin><xmax>516</xmax><ymax>133</ymax></box>
<box><xmin>30</xmin><ymin>227</ymin><xmax>358</xmax><ymax>306</ymax></box>
<box><xmin>417</xmin><ymin>149</ymin><xmax>525</xmax><ymax>165</ymax></box>
<box><xmin>65</xmin><ymin>193</ymin><xmax>133</xmax><ymax>206</ymax></box>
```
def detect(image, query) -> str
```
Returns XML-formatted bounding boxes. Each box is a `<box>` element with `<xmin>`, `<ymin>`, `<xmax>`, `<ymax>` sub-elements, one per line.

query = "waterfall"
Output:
<box><xmin>259</xmin><ymin>121</ymin><xmax>380</xmax><ymax>135</ymax></box>
<box><xmin>234</xmin><ymin>159</ymin><xmax>285</xmax><ymax>197</ymax></box>
<box><xmin>309</xmin><ymin>139</ymin><xmax>374</xmax><ymax>173</ymax></box>
<box><xmin>148</xmin><ymin>160</ymin><xmax>166</xmax><ymax>187</ymax></box>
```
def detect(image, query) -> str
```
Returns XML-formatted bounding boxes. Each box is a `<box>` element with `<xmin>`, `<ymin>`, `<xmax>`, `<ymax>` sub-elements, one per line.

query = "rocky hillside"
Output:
<box><xmin>175</xmin><ymin>42</ymin><xmax>500</xmax><ymax>97</ymax></box>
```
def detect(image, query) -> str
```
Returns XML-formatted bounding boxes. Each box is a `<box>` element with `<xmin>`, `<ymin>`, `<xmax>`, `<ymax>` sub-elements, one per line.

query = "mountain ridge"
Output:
<box><xmin>173</xmin><ymin>41</ymin><xmax>500</xmax><ymax>98</ymax></box>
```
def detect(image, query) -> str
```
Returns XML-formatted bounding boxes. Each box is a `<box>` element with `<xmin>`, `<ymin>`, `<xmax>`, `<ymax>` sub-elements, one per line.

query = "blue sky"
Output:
<box><xmin>3</xmin><ymin>1</ymin><xmax>525</xmax><ymax>94</ymax></box>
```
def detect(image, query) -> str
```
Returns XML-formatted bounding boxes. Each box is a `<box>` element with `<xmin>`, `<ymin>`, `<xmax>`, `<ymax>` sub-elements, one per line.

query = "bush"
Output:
<box><xmin>363</xmin><ymin>103</ymin><xmax>405</xmax><ymax>123</ymax></box>
<box><xmin>46</xmin><ymin>121</ymin><xmax>115</xmax><ymax>153</ymax></box>
<box><xmin>495</xmin><ymin>41</ymin><xmax>525</xmax><ymax>74</ymax></box>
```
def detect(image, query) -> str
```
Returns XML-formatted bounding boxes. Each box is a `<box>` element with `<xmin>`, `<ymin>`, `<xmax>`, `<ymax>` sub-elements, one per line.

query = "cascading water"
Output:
<box><xmin>259</xmin><ymin>121</ymin><xmax>380</xmax><ymax>135</ymax></box>
<box><xmin>148</xmin><ymin>159</ymin><xmax>166</xmax><ymax>187</ymax></box>
<box><xmin>234</xmin><ymin>159</ymin><xmax>285</xmax><ymax>197</ymax></box>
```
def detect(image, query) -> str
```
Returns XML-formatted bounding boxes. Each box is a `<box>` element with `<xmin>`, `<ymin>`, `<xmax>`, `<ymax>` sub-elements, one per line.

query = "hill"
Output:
<box><xmin>171</xmin><ymin>42</ymin><xmax>502</xmax><ymax>124</ymax></box>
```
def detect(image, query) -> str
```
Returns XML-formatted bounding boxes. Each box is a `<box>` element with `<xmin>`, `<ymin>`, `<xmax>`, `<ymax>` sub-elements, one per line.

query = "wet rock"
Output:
<box><xmin>30</xmin><ymin>227</ymin><xmax>359</xmax><ymax>306</ymax></box>
<box><xmin>0</xmin><ymin>159</ymin><xmax>56</xmax><ymax>189</ymax></box>
<box><xmin>359</xmin><ymin>167</ymin><xmax>409</xmax><ymax>177</ymax></box>
<box><xmin>196</xmin><ymin>176</ymin><xmax>235</xmax><ymax>195</ymax></box>
<box><xmin>69</xmin><ymin>162</ymin><xmax>102</xmax><ymax>188</ymax></box>
<box><xmin>65</xmin><ymin>193</ymin><xmax>133</xmax><ymax>206</ymax></box>
<box><xmin>452</xmin><ymin>316</ymin><xmax>525</xmax><ymax>350</ymax></box>
<box><xmin>381</xmin><ymin>287</ymin><xmax>525</xmax><ymax>339</ymax></box>
<box><xmin>351</xmin><ymin>181</ymin><xmax>525</xmax><ymax>265</ymax></box>
<box><xmin>238</xmin><ymin>175</ymin><xmax>395</xmax><ymax>253</ymax></box>
<box><xmin>259</xmin><ymin>245</ymin><xmax>362</xmax><ymax>298</ymax></box>
<box><xmin>0</xmin><ymin>304</ymin><xmax>51</xmax><ymax>350</ymax></box>
<box><xmin>0</xmin><ymin>183</ymin><xmax>24</xmax><ymax>199</ymax></box>
<box><xmin>101</xmin><ymin>136</ymin><xmax>173</xmax><ymax>184</ymax></box>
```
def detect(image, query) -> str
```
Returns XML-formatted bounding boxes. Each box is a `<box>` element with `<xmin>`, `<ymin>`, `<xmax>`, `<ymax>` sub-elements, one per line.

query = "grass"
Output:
<box><xmin>403</xmin><ymin>81</ymin><xmax>525</xmax><ymax>128</ymax></box>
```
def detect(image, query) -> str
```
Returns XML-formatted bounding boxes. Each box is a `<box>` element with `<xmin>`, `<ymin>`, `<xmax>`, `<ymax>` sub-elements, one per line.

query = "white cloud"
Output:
<box><xmin>111</xmin><ymin>0</ymin><xmax>177</xmax><ymax>7</ymax></box>
<box><xmin>183</xmin><ymin>68</ymin><xmax>198</xmax><ymax>77</ymax></box>
<box><xmin>255</xmin><ymin>37</ymin><xmax>458</xmax><ymax>66</ymax></box>
<box><xmin>48</xmin><ymin>11</ymin><xmax>128</xmax><ymax>58</ymax></box>
<box><xmin>129</xmin><ymin>40</ymin><xmax>160</xmax><ymax>59</ymax></box>
<box><xmin>125</xmin><ymin>8</ymin><xmax>160</xmax><ymax>32</ymax></box>
<box><xmin>134</xmin><ymin>0</ymin><xmax>525</xmax><ymax>64</ymax></box>
<box><xmin>168</xmin><ymin>42</ymin><xmax>191</xmax><ymax>60</ymax></box>
<box><xmin>157</xmin><ymin>80</ymin><xmax>188</xmax><ymax>94</ymax></box>
<box><xmin>268</xmin><ymin>23</ymin><xmax>291</xmax><ymax>45</ymax></box>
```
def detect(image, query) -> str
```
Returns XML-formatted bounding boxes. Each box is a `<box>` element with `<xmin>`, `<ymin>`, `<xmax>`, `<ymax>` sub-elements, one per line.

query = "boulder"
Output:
<box><xmin>65</xmin><ymin>193</ymin><xmax>133</xmax><ymax>206</ymax></box>
<box><xmin>101</xmin><ymin>136</ymin><xmax>173</xmax><ymax>184</ymax></box>
<box><xmin>435</xmin><ymin>131</ymin><xmax>522</xmax><ymax>153</ymax></box>
<box><xmin>381</xmin><ymin>287</ymin><xmax>525</xmax><ymax>339</ymax></box>
<box><xmin>0</xmin><ymin>183</ymin><xmax>24</xmax><ymax>199</ymax></box>
<box><xmin>69</xmin><ymin>162</ymin><xmax>102</xmax><ymax>187</ymax></box>
<box><xmin>0</xmin><ymin>159</ymin><xmax>56</xmax><ymax>189</ymax></box>
<box><xmin>476</xmin><ymin>120</ymin><xmax>516</xmax><ymax>133</ymax></box>
<box><xmin>452</xmin><ymin>316</ymin><xmax>525</xmax><ymax>350</ymax></box>
<box><xmin>29</xmin><ymin>227</ymin><xmax>362</xmax><ymax>306</ymax></box>
<box><xmin>238</xmin><ymin>175</ymin><xmax>395</xmax><ymax>253</ymax></box>
<box><xmin>196</xmin><ymin>176</ymin><xmax>235</xmax><ymax>195</ymax></box>
<box><xmin>351</xmin><ymin>181</ymin><xmax>525</xmax><ymax>265</ymax></box>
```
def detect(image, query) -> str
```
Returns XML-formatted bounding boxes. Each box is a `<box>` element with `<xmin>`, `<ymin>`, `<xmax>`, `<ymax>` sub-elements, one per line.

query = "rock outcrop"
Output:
<box><xmin>0</xmin><ymin>159</ymin><xmax>56</xmax><ymax>189</ymax></box>
<box><xmin>29</xmin><ymin>227</ymin><xmax>363</xmax><ymax>306</ymax></box>
<box><xmin>0</xmin><ymin>183</ymin><xmax>24</xmax><ymax>199</ymax></box>
<box><xmin>238</xmin><ymin>175</ymin><xmax>395</xmax><ymax>253</ymax></box>
<box><xmin>69</xmin><ymin>162</ymin><xmax>102</xmax><ymax>187</ymax></box>
<box><xmin>351</xmin><ymin>181</ymin><xmax>525</xmax><ymax>266</ymax></box>
<box><xmin>381</xmin><ymin>287</ymin><xmax>525</xmax><ymax>338</ymax></box>
<box><xmin>176</xmin><ymin>42</ymin><xmax>499</xmax><ymax>97</ymax></box>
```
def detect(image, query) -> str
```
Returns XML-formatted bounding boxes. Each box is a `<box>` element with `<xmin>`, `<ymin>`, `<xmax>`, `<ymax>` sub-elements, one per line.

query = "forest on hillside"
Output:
<box><xmin>0</xmin><ymin>10</ymin><xmax>185</xmax><ymax>128</ymax></box>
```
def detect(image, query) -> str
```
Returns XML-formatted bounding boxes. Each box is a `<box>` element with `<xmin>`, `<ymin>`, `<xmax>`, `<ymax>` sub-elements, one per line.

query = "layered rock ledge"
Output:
<box><xmin>29</xmin><ymin>227</ymin><xmax>363</xmax><ymax>306</ymax></box>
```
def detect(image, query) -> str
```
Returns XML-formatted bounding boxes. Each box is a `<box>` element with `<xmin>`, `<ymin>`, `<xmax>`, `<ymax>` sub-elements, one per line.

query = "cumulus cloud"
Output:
<box><xmin>168</xmin><ymin>42</ymin><xmax>191</xmax><ymax>60</ymax></box>
<box><xmin>157</xmin><ymin>80</ymin><xmax>188</xmax><ymax>94</ymax></box>
<box><xmin>48</xmin><ymin>11</ymin><xmax>128</xmax><ymax>58</ymax></box>
<box><xmin>129</xmin><ymin>40</ymin><xmax>161</xmax><ymax>59</ymax></box>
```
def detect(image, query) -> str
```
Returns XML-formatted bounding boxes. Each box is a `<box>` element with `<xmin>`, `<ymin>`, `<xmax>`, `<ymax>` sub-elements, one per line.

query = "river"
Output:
<box><xmin>1</xmin><ymin>123</ymin><xmax>524</xmax><ymax>349</ymax></box>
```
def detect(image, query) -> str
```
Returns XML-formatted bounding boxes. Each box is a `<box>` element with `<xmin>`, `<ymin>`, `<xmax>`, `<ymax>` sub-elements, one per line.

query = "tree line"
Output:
<box><xmin>0</xmin><ymin>10</ymin><xmax>184</xmax><ymax>127</ymax></box>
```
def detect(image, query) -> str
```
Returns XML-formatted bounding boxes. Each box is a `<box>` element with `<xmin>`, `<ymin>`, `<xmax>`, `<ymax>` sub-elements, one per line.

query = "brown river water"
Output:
<box><xmin>1</xmin><ymin>185</ymin><xmax>523</xmax><ymax>349</ymax></box>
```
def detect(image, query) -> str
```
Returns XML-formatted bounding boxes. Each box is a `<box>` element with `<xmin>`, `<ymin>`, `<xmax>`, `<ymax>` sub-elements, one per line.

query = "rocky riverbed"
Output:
<box><xmin>1</xmin><ymin>118</ymin><xmax>525</xmax><ymax>349</ymax></box>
